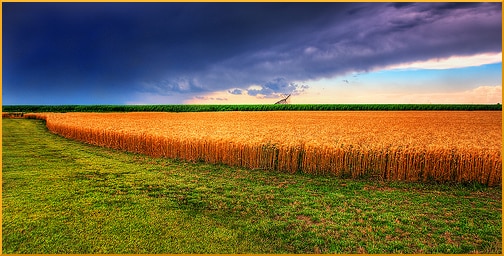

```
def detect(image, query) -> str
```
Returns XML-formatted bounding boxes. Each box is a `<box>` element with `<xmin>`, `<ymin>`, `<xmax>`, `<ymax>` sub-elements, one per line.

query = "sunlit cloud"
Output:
<box><xmin>291</xmin><ymin>85</ymin><xmax>502</xmax><ymax>104</ymax></box>
<box><xmin>386</xmin><ymin>52</ymin><xmax>502</xmax><ymax>70</ymax></box>
<box><xmin>185</xmin><ymin>91</ymin><xmax>279</xmax><ymax>104</ymax></box>
<box><xmin>372</xmin><ymin>85</ymin><xmax>502</xmax><ymax>104</ymax></box>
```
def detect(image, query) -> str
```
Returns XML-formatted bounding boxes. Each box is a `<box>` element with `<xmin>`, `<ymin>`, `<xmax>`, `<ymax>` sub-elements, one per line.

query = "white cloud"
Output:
<box><xmin>386</xmin><ymin>52</ymin><xmax>502</xmax><ymax>70</ymax></box>
<box><xmin>247</xmin><ymin>85</ymin><xmax>262</xmax><ymax>90</ymax></box>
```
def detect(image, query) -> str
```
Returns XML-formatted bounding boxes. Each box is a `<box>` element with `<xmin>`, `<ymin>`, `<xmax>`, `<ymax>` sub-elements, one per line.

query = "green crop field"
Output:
<box><xmin>2</xmin><ymin>118</ymin><xmax>502</xmax><ymax>253</ymax></box>
<box><xmin>2</xmin><ymin>103</ymin><xmax>502</xmax><ymax>113</ymax></box>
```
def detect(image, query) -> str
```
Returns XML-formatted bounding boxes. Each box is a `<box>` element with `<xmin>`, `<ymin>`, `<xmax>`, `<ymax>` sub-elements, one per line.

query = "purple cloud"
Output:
<box><xmin>2</xmin><ymin>2</ymin><xmax>501</xmax><ymax>104</ymax></box>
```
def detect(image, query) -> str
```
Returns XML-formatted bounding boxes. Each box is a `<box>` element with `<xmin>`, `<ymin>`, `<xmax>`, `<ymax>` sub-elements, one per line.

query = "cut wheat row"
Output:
<box><xmin>24</xmin><ymin>111</ymin><xmax>502</xmax><ymax>186</ymax></box>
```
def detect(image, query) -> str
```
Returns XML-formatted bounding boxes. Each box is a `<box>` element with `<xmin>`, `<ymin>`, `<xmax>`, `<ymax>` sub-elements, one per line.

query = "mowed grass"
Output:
<box><xmin>2</xmin><ymin>118</ymin><xmax>502</xmax><ymax>254</ymax></box>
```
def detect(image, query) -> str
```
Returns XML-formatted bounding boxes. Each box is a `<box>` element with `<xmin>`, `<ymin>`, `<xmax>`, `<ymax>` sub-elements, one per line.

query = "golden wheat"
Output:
<box><xmin>26</xmin><ymin>111</ymin><xmax>502</xmax><ymax>186</ymax></box>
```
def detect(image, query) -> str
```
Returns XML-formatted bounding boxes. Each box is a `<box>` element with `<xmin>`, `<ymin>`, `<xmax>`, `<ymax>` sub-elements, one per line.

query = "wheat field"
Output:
<box><xmin>25</xmin><ymin>111</ymin><xmax>502</xmax><ymax>186</ymax></box>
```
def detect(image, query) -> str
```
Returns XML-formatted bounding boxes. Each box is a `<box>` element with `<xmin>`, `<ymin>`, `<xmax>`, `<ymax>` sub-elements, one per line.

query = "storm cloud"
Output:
<box><xmin>3</xmin><ymin>2</ymin><xmax>501</xmax><ymax>104</ymax></box>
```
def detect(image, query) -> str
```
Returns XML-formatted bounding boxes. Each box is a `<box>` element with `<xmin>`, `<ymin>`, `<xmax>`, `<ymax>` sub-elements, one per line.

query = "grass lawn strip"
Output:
<box><xmin>2</xmin><ymin>118</ymin><xmax>502</xmax><ymax>253</ymax></box>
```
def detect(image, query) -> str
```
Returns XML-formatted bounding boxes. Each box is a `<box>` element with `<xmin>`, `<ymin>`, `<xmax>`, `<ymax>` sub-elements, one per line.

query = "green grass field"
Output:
<box><xmin>2</xmin><ymin>118</ymin><xmax>502</xmax><ymax>253</ymax></box>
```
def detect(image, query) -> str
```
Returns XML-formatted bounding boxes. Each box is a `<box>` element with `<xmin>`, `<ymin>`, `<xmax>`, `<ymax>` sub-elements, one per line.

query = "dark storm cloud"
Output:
<box><xmin>2</xmin><ymin>2</ymin><xmax>501</xmax><ymax>104</ymax></box>
<box><xmin>202</xmin><ymin>2</ymin><xmax>501</xmax><ymax>98</ymax></box>
<box><xmin>141</xmin><ymin>78</ymin><xmax>206</xmax><ymax>96</ymax></box>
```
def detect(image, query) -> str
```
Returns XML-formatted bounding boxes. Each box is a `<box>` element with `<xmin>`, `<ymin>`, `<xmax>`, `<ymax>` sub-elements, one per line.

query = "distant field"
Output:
<box><xmin>2</xmin><ymin>103</ymin><xmax>502</xmax><ymax>113</ymax></box>
<box><xmin>2</xmin><ymin>118</ymin><xmax>502</xmax><ymax>253</ymax></box>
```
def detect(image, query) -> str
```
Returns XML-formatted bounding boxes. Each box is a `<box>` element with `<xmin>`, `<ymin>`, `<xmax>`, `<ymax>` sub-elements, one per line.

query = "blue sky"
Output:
<box><xmin>2</xmin><ymin>2</ymin><xmax>502</xmax><ymax>105</ymax></box>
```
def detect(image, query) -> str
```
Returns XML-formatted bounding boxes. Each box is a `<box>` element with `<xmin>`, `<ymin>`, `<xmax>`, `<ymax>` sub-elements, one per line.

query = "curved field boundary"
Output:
<box><xmin>24</xmin><ymin>112</ymin><xmax>501</xmax><ymax>186</ymax></box>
